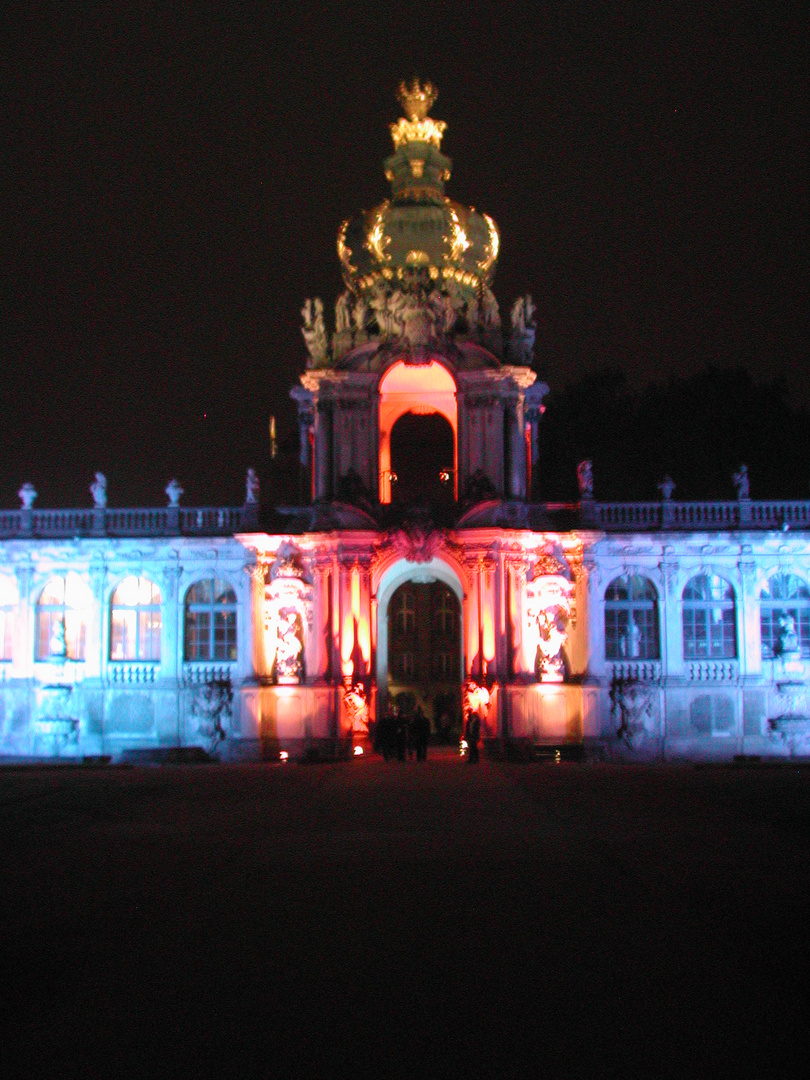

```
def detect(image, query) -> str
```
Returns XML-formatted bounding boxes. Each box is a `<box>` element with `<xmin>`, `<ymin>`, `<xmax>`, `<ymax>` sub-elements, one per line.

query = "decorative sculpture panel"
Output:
<box><xmin>524</xmin><ymin>574</ymin><xmax>573</xmax><ymax>682</ymax></box>
<box><xmin>263</xmin><ymin>545</ymin><xmax>313</xmax><ymax>685</ymax></box>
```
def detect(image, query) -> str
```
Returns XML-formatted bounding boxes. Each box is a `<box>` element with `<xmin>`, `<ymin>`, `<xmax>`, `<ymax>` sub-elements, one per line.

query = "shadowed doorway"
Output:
<box><xmin>390</xmin><ymin>412</ymin><xmax>455</xmax><ymax>506</ymax></box>
<box><xmin>386</xmin><ymin>580</ymin><xmax>462</xmax><ymax>739</ymax></box>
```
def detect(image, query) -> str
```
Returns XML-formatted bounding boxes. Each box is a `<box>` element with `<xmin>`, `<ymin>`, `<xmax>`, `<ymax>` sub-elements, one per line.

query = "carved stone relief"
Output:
<box><xmin>263</xmin><ymin>544</ymin><xmax>313</xmax><ymax>685</ymax></box>
<box><xmin>524</xmin><ymin>574</ymin><xmax>573</xmax><ymax>682</ymax></box>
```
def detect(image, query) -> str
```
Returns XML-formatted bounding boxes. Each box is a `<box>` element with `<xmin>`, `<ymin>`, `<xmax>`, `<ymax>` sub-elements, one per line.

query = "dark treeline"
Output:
<box><xmin>534</xmin><ymin>365</ymin><xmax>810</xmax><ymax>504</ymax></box>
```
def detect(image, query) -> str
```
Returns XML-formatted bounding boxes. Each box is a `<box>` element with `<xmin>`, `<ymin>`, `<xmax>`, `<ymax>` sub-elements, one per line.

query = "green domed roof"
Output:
<box><xmin>337</xmin><ymin>81</ymin><xmax>500</xmax><ymax>299</ymax></box>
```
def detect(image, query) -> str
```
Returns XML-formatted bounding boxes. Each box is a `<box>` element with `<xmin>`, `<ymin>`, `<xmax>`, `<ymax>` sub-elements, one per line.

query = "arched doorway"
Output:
<box><xmin>376</xmin><ymin>558</ymin><xmax>464</xmax><ymax>739</ymax></box>
<box><xmin>390</xmin><ymin>412</ymin><xmax>455</xmax><ymax>505</ymax></box>
<box><xmin>378</xmin><ymin>360</ymin><xmax>457</xmax><ymax>502</ymax></box>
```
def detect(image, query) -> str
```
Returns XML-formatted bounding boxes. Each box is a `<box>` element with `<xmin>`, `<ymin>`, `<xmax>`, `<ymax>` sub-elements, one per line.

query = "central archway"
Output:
<box><xmin>376</xmin><ymin>557</ymin><xmax>464</xmax><ymax>714</ymax></box>
<box><xmin>378</xmin><ymin>360</ymin><xmax>458</xmax><ymax>502</ymax></box>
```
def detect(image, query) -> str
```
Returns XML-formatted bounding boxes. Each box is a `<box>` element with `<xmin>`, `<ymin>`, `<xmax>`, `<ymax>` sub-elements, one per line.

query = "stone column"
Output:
<box><xmin>494</xmin><ymin>548</ymin><xmax>507</xmax><ymax>677</ymax></box>
<box><xmin>737</xmin><ymin>552</ymin><xmax>759</xmax><ymax>678</ymax></box>
<box><xmin>314</xmin><ymin>403</ymin><xmax>332</xmax><ymax>500</ymax></box>
<box><xmin>246</xmin><ymin>564</ymin><xmax>267</xmax><ymax>680</ymax></box>
<box><xmin>463</xmin><ymin>559</ymin><xmax>480</xmax><ymax>679</ymax></box>
<box><xmin>508</xmin><ymin>395</ymin><xmax>526</xmax><ymax>499</ymax></box>
<box><xmin>658</xmin><ymin>552</ymin><xmax>681</xmax><ymax>679</ymax></box>
<box><xmin>160</xmin><ymin>559</ymin><xmax>182</xmax><ymax>683</ymax></box>
<box><xmin>310</xmin><ymin>561</ymin><xmax>330</xmax><ymax>681</ymax></box>
<box><xmin>86</xmin><ymin>560</ymin><xmax>107</xmax><ymax>681</ymax></box>
<box><xmin>13</xmin><ymin>561</ymin><xmax>34</xmax><ymax>679</ymax></box>
<box><xmin>506</xmin><ymin>559</ymin><xmax>527</xmax><ymax>677</ymax></box>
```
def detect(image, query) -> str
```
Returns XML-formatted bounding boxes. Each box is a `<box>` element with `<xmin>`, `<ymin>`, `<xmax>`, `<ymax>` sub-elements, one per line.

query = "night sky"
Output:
<box><xmin>4</xmin><ymin>3</ymin><xmax>807</xmax><ymax>508</ymax></box>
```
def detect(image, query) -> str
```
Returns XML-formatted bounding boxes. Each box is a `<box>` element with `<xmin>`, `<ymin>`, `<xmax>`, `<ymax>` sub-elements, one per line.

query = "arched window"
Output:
<box><xmin>184</xmin><ymin>578</ymin><xmax>237</xmax><ymax>662</ymax></box>
<box><xmin>760</xmin><ymin>574</ymin><xmax>810</xmax><ymax>658</ymax></box>
<box><xmin>682</xmin><ymin>575</ymin><xmax>737</xmax><ymax>659</ymax></box>
<box><xmin>0</xmin><ymin>575</ymin><xmax>16</xmax><ymax>661</ymax></box>
<box><xmin>605</xmin><ymin>575</ymin><xmax>659</xmax><ymax>660</ymax></box>
<box><xmin>36</xmin><ymin>573</ymin><xmax>91</xmax><ymax>661</ymax></box>
<box><xmin>110</xmin><ymin>577</ymin><xmax>161</xmax><ymax>661</ymax></box>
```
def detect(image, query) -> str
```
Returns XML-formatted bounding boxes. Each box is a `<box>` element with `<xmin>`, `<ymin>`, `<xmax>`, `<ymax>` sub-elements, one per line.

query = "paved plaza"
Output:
<box><xmin>1</xmin><ymin>755</ymin><xmax>808</xmax><ymax>1077</ymax></box>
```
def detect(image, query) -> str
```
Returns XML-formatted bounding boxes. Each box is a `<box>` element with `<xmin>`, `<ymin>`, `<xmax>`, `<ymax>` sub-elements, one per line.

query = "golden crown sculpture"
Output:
<box><xmin>390</xmin><ymin>79</ymin><xmax>446</xmax><ymax>149</ymax></box>
<box><xmin>396</xmin><ymin>78</ymin><xmax>438</xmax><ymax>121</ymax></box>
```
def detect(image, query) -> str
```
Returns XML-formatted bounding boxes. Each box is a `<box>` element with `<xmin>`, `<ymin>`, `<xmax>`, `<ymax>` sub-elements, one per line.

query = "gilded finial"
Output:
<box><xmin>390</xmin><ymin>78</ymin><xmax>446</xmax><ymax>150</ymax></box>
<box><xmin>396</xmin><ymin>78</ymin><xmax>438</xmax><ymax>121</ymax></box>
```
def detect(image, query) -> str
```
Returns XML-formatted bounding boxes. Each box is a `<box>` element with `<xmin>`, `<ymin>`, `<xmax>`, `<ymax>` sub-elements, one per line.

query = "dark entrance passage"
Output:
<box><xmin>390</xmin><ymin>412</ymin><xmax>454</xmax><ymax>506</ymax></box>
<box><xmin>387</xmin><ymin>580</ymin><xmax>462</xmax><ymax>741</ymax></box>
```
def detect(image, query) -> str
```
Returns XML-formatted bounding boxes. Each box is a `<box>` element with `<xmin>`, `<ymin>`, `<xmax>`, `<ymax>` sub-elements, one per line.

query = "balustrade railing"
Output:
<box><xmin>108</xmin><ymin>663</ymin><xmax>158</xmax><ymax>684</ymax></box>
<box><xmin>182</xmin><ymin>663</ymin><xmax>235</xmax><ymax>685</ymax></box>
<box><xmin>586</xmin><ymin>500</ymin><xmax>810</xmax><ymax>532</ymax></box>
<box><xmin>686</xmin><ymin>659</ymin><xmax>739</xmax><ymax>682</ymax></box>
<box><xmin>0</xmin><ymin>504</ymin><xmax>257</xmax><ymax>539</ymax></box>
<box><xmin>2</xmin><ymin>496</ymin><xmax>809</xmax><ymax>539</ymax></box>
<box><xmin>608</xmin><ymin>661</ymin><xmax>661</xmax><ymax>682</ymax></box>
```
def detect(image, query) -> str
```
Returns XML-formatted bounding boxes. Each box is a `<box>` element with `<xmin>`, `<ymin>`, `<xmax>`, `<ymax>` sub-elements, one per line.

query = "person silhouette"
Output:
<box><xmin>465</xmin><ymin>710</ymin><xmax>481</xmax><ymax>764</ymax></box>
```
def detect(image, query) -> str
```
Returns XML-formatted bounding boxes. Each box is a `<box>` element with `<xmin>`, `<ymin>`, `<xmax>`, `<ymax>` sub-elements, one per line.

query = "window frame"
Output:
<box><xmin>604</xmin><ymin>574</ymin><xmax>660</xmax><ymax>661</ymax></box>
<box><xmin>109</xmin><ymin>576</ymin><xmax>162</xmax><ymax>662</ymax></box>
<box><xmin>35</xmin><ymin>574</ymin><xmax>90</xmax><ymax>662</ymax></box>
<box><xmin>393</xmin><ymin>588</ymin><xmax>416</xmax><ymax>637</ymax></box>
<box><xmin>183</xmin><ymin>577</ymin><xmax>238</xmax><ymax>663</ymax></box>
<box><xmin>682</xmin><ymin>574</ymin><xmax>737</xmax><ymax>660</ymax></box>
<box><xmin>760</xmin><ymin>573</ymin><xmax>810</xmax><ymax>659</ymax></box>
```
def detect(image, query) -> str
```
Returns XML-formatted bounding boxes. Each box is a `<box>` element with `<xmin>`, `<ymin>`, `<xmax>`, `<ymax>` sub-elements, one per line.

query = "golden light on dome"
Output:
<box><xmin>365</xmin><ymin>205</ymin><xmax>391</xmax><ymax>264</ymax></box>
<box><xmin>337</xmin><ymin>219</ymin><xmax>357</xmax><ymax>275</ymax></box>
<box><xmin>447</xmin><ymin>206</ymin><xmax>470</xmax><ymax>262</ymax></box>
<box><xmin>389</xmin><ymin>116</ymin><xmax>447</xmax><ymax>150</ymax></box>
<box><xmin>477</xmin><ymin>214</ymin><xmax>500</xmax><ymax>274</ymax></box>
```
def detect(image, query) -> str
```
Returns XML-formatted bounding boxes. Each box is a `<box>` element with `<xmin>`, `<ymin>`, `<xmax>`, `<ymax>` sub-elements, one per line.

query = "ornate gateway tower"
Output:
<box><xmin>2</xmin><ymin>82</ymin><xmax>810</xmax><ymax>763</ymax></box>
<box><xmin>293</xmin><ymin>79</ymin><xmax>548</xmax><ymax>509</ymax></box>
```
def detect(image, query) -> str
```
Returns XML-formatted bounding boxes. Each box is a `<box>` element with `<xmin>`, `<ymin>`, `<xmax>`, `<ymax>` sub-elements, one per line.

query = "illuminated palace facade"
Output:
<box><xmin>3</xmin><ymin>82</ymin><xmax>810</xmax><ymax>762</ymax></box>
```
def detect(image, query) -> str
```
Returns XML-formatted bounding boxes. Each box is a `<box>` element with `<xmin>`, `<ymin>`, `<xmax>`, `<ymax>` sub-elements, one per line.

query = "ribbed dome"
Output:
<box><xmin>337</xmin><ymin>81</ymin><xmax>500</xmax><ymax>300</ymax></box>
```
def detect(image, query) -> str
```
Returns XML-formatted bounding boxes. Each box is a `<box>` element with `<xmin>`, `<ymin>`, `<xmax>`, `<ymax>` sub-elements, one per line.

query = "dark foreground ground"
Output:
<box><xmin>1</xmin><ymin>755</ymin><xmax>808</xmax><ymax>1078</ymax></box>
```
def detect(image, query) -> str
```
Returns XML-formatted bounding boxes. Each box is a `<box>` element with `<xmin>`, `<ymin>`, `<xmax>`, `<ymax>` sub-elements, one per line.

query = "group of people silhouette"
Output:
<box><xmin>375</xmin><ymin>703</ymin><xmax>431</xmax><ymax>761</ymax></box>
<box><xmin>374</xmin><ymin>702</ymin><xmax>481</xmax><ymax>762</ymax></box>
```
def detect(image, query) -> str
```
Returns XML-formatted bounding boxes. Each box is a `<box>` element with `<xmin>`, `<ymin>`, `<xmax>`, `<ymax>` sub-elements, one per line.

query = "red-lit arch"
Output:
<box><xmin>378</xmin><ymin>360</ymin><xmax>458</xmax><ymax>502</ymax></box>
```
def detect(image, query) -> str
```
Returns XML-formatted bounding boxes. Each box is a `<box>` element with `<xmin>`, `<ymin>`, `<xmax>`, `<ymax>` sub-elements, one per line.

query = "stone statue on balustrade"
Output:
<box><xmin>332</xmin><ymin>291</ymin><xmax>354</xmax><ymax>360</ymax></box>
<box><xmin>352</xmin><ymin>297</ymin><xmax>369</xmax><ymax>343</ymax></box>
<box><xmin>90</xmin><ymin>472</ymin><xmax>107</xmax><ymax>509</ymax></box>
<box><xmin>245</xmin><ymin>468</ymin><xmax>260</xmax><ymax>506</ymax></box>
<box><xmin>481</xmin><ymin>287</ymin><xmax>500</xmax><ymax>329</ymax></box>
<box><xmin>18</xmin><ymin>483</ymin><xmax>37</xmax><ymax>510</ymax></box>
<box><xmin>733</xmin><ymin>464</ymin><xmax>750</xmax><ymax>500</ymax></box>
<box><xmin>577</xmin><ymin>459</ymin><xmax>594</xmax><ymax>500</ymax></box>
<box><xmin>335</xmin><ymin>290</ymin><xmax>352</xmax><ymax>334</ymax></box>
<box><xmin>301</xmin><ymin>297</ymin><xmax>328</xmax><ymax>369</ymax></box>
<box><xmin>165</xmin><ymin>478</ymin><xmax>184</xmax><ymax>507</ymax></box>
<box><xmin>507</xmin><ymin>295</ymin><xmax>536</xmax><ymax>364</ymax></box>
